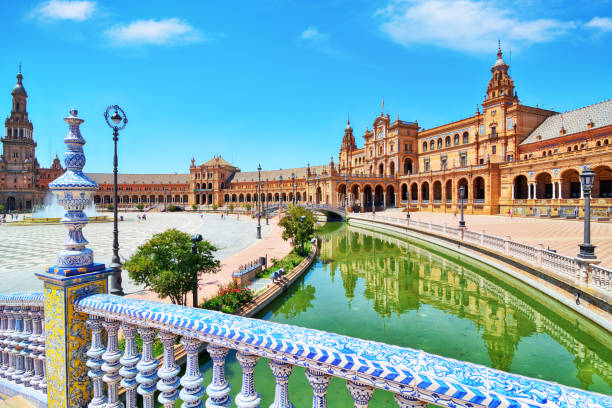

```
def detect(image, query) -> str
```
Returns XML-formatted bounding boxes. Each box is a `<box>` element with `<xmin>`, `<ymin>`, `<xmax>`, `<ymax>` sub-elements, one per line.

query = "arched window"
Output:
<box><xmin>437</xmin><ymin>138</ymin><xmax>442</xmax><ymax>149</ymax></box>
<box><xmin>462</xmin><ymin>132</ymin><xmax>469</xmax><ymax>144</ymax></box>
<box><xmin>454</xmin><ymin>134</ymin><xmax>459</xmax><ymax>145</ymax></box>
<box><xmin>422</xmin><ymin>142</ymin><xmax>427</xmax><ymax>152</ymax></box>
<box><xmin>430</xmin><ymin>140</ymin><xmax>435</xmax><ymax>150</ymax></box>
<box><xmin>445</xmin><ymin>136</ymin><xmax>451</xmax><ymax>147</ymax></box>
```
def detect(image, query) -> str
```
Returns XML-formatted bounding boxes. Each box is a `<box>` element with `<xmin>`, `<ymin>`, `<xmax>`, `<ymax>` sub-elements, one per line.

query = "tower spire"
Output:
<box><xmin>497</xmin><ymin>40</ymin><xmax>502</xmax><ymax>59</ymax></box>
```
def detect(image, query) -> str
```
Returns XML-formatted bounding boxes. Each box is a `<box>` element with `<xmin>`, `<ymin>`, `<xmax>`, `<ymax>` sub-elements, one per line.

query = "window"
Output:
<box><xmin>424</xmin><ymin>159</ymin><xmax>430</xmax><ymax>172</ymax></box>
<box><xmin>409</xmin><ymin>144</ymin><xmax>413</xmax><ymax>152</ymax></box>
<box><xmin>492</xmin><ymin>146</ymin><xmax>496</xmax><ymax>154</ymax></box>
<box><xmin>445</xmin><ymin>136</ymin><xmax>451</xmax><ymax>147</ymax></box>
<box><xmin>454</xmin><ymin>134</ymin><xmax>459</xmax><ymax>145</ymax></box>
<box><xmin>507</xmin><ymin>118</ymin><xmax>513</xmax><ymax>129</ymax></box>
<box><xmin>491</xmin><ymin>126</ymin><xmax>497</xmax><ymax>137</ymax></box>
<box><xmin>480</xmin><ymin>125</ymin><xmax>484</xmax><ymax>136</ymax></box>
<box><xmin>437</xmin><ymin>139</ymin><xmax>442</xmax><ymax>149</ymax></box>
<box><xmin>390</xmin><ymin>143</ymin><xmax>394</xmax><ymax>153</ymax></box>
<box><xmin>441</xmin><ymin>156</ymin><xmax>447</xmax><ymax>170</ymax></box>
<box><xmin>430</xmin><ymin>140</ymin><xmax>435</xmax><ymax>150</ymax></box>
<box><xmin>404</xmin><ymin>143</ymin><xmax>408</xmax><ymax>152</ymax></box>
<box><xmin>507</xmin><ymin>154</ymin><xmax>513</xmax><ymax>162</ymax></box>
<box><xmin>460</xmin><ymin>153</ymin><xmax>467</xmax><ymax>167</ymax></box>
<box><xmin>462</xmin><ymin>132</ymin><xmax>469</xmax><ymax>144</ymax></box>
<box><xmin>422</xmin><ymin>142</ymin><xmax>427</xmax><ymax>152</ymax></box>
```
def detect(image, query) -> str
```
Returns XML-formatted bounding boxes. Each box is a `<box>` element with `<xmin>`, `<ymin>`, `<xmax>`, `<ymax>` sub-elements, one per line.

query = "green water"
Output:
<box><xmin>198</xmin><ymin>222</ymin><xmax>612</xmax><ymax>405</ymax></box>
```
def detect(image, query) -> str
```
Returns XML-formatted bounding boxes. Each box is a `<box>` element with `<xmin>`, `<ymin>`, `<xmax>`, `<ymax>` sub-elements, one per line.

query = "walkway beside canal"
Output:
<box><xmin>374</xmin><ymin>209</ymin><xmax>612</xmax><ymax>268</ymax></box>
<box><xmin>127</xmin><ymin>216</ymin><xmax>292</xmax><ymax>306</ymax></box>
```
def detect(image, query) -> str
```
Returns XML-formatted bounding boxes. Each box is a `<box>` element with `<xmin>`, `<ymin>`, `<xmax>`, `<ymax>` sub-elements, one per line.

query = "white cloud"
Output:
<box><xmin>301</xmin><ymin>26</ymin><xmax>326</xmax><ymax>41</ymax></box>
<box><xmin>377</xmin><ymin>0</ymin><xmax>574</xmax><ymax>53</ymax></box>
<box><xmin>584</xmin><ymin>16</ymin><xmax>612</xmax><ymax>32</ymax></box>
<box><xmin>105</xmin><ymin>18</ymin><xmax>203</xmax><ymax>46</ymax></box>
<box><xmin>33</xmin><ymin>0</ymin><xmax>97</xmax><ymax>21</ymax></box>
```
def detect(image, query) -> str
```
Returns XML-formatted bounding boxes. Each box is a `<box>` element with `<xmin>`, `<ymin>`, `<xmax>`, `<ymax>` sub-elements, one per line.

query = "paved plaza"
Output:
<box><xmin>0</xmin><ymin>212</ymin><xmax>272</xmax><ymax>294</ymax></box>
<box><xmin>379</xmin><ymin>209</ymin><xmax>612</xmax><ymax>268</ymax></box>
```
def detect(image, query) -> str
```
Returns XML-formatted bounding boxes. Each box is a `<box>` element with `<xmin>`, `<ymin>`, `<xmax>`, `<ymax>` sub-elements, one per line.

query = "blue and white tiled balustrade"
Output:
<box><xmin>74</xmin><ymin>293</ymin><xmax>612</xmax><ymax>408</ymax></box>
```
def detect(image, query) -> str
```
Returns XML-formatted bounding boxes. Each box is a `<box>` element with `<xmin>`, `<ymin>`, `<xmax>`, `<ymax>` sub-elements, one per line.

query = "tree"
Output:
<box><xmin>212</xmin><ymin>204</ymin><xmax>218</xmax><ymax>211</ymax></box>
<box><xmin>245</xmin><ymin>203</ymin><xmax>252</xmax><ymax>211</ymax></box>
<box><xmin>106</xmin><ymin>204</ymin><xmax>114</xmax><ymax>211</ymax></box>
<box><xmin>228</xmin><ymin>204</ymin><xmax>234</xmax><ymax>213</ymax></box>
<box><xmin>124</xmin><ymin>228</ymin><xmax>220</xmax><ymax>306</ymax></box>
<box><xmin>0</xmin><ymin>204</ymin><xmax>4</xmax><ymax>213</ymax></box>
<box><xmin>136</xmin><ymin>204</ymin><xmax>144</xmax><ymax>210</ymax></box>
<box><xmin>278</xmin><ymin>205</ymin><xmax>316</xmax><ymax>255</ymax></box>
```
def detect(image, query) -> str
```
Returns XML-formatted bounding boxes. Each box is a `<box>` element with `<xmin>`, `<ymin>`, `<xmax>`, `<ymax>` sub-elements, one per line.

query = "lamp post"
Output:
<box><xmin>406</xmin><ymin>191</ymin><xmax>410</xmax><ymax>219</ymax></box>
<box><xmin>291</xmin><ymin>172</ymin><xmax>296</xmax><ymax>205</ymax></box>
<box><xmin>279</xmin><ymin>175</ymin><xmax>283</xmax><ymax>209</ymax></box>
<box><xmin>191</xmin><ymin>234</ymin><xmax>203</xmax><ymax>306</ymax></box>
<box><xmin>459</xmin><ymin>185</ymin><xmax>466</xmax><ymax>228</ymax></box>
<box><xmin>344</xmin><ymin>173</ymin><xmax>349</xmax><ymax>212</ymax></box>
<box><xmin>265</xmin><ymin>179</ymin><xmax>269</xmax><ymax>225</ymax></box>
<box><xmin>257</xmin><ymin>164</ymin><xmax>262</xmax><ymax>239</ymax></box>
<box><xmin>104</xmin><ymin>105</ymin><xmax>127</xmax><ymax>296</ymax></box>
<box><xmin>578</xmin><ymin>165</ymin><xmax>596</xmax><ymax>259</ymax></box>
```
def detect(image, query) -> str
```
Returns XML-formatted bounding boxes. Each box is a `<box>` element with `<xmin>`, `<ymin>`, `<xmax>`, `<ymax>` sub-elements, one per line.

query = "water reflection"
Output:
<box><xmin>274</xmin><ymin>281</ymin><xmax>316</xmax><ymax>319</ymax></box>
<box><xmin>315</xmin><ymin>223</ymin><xmax>612</xmax><ymax>391</ymax></box>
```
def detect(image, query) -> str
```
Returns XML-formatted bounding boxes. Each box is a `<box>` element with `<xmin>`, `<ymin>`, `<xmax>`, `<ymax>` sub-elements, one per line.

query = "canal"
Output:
<box><xmin>199</xmin><ymin>222</ymin><xmax>612</xmax><ymax>405</ymax></box>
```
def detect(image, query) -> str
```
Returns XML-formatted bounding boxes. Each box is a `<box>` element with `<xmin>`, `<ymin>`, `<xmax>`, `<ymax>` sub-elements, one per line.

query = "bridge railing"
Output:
<box><xmin>0</xmin><ymin>292</ymin><xmax>47</xmax><ymax>405</ymax></box>
<box><xmin>71</xmin><ymin>293</ymin><xmax>611</xmax><ymax>408</ymax></box>
<box><xmin>350</xmin><ymin>213</ymin><xmax>611</xmax><ymax>298</ymax></box>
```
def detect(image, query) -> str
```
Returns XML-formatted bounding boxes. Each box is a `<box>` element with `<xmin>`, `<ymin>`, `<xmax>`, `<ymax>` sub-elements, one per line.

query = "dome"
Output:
<box><xmin>25</xmin><ymin>159</ymin><xmax>31</xmax><ymax>163</ymax></box>
<box><xmin>493</xmin><ymin>57</ymin><xmax>507</xmax><ymax>68</ymax></box>
<box><xmin>11</xmin><ymin>72</ymin><xmax>27</xmax><ymax>97</ymax></box>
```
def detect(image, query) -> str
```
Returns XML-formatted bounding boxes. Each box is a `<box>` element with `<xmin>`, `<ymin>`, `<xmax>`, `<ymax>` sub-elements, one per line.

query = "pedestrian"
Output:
<box><xmin>137</xmin><ymin>214</ymin><xmax>141</xmax><ymax>223</ymax></box>
<box><xmin>453</xmin><ymin>210</ymin><xmax>457</xmax><ymax>218</ymax></box>
<box><xmin>508</xmin><ymin>208</ymin><xmax>513</xmax><ymax>218</ymax></box>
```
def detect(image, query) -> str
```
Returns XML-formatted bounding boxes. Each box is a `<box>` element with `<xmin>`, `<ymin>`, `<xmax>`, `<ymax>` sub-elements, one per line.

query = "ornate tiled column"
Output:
<box><xmin>235</xmin><ymin>351</ymin><xmax>261</xmax><ymax>408</ymax></box>
<box><xmin>205</xmin><ymin>344</ymin><xmax>231</xmax><ymax>408</ymax></box>
<box><xmin>346</xmin><ymin>380</ymin><xmax>375</xmax><ymax>407</ymax></box>
<box><xmin>179</xmin><ymin>337</ymin><xmax>205</xmax><ymax>408</ymax></box>
<box><xmin>305</xmin><ymin>368</ymin><xmax>332</xmax><ymax>408</ymax></box>
<box><xmin>35</xmin><ymin>110</ymin><xmax>113</xmax><ymax>408</ymax></box>
<box><xmin>269</xmin><ymin>359</ymin><xmax>294</xmax><ymax>408</ymax></box>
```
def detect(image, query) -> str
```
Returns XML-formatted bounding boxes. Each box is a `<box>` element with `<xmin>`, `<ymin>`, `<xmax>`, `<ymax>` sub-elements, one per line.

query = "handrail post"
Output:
<box><xmin>34</xmin><ymin>109</ymin><xmax>114</xmax><ymax>407</ymax></box>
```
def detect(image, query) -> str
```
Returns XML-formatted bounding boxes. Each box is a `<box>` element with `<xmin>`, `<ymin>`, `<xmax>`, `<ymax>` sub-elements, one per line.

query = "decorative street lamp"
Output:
<box><xmin>578</xmin><ymin>165</ymin><xmax>597</xmax><ymax>259</ymax></box>
<box><xmin>345</xmin><ymin>173</ymin><xmax>349</xmax><ymax>210</ymax></box>
<box><xmin>264</xmin><ymin>178</ymin><xmax>269</xmax><ymax>225</ymax></box>
<box><xmin>257</xmin><ymin>164</ymin><xmax>262</xmax><ymax>239</ymax></box>
<box><xmin>279</xmin><ymin>175</ymin><xmax>283</xmax><ymax>208</ymax></box>
<box><xmin>406</xmin><ymin>191</ymin><xmax>410</xmax><ymax>219</ymax></box>
<box><xmin>191</xmin><ymin>234</ymin><xmax>203</xmax><ymax>306</ymax></box>
<box><xmin>104</xmin><ymin>105</ymin><xmax>127</xmax><ymax>296</ymax></box>
<box><xmin>291</xmin><ymin>172</ymin><xmax>296</xmax><ymax>205</ymax></box>
<box><xmin>459</xmin><ymin>185</ymin><xmax>466</xmax><ymax>228</ymax></box>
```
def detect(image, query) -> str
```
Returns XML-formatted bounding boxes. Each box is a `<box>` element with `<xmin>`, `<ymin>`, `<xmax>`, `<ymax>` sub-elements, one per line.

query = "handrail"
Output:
<box><xmin>75</xmin><ymin>293</ymin><xmax>612</xmax><ymax>408</ymax></box>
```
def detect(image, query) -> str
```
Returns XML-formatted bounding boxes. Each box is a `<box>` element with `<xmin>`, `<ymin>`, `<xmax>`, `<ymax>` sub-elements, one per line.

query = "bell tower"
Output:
<box><xmin>339</xmin><ymin>117</ymin><xmax>357</xmax><ymax>174</ymax></box>
<box><xmin>484</xmin><ymin>43</ymin><xmax>516</xmax><ymax>103</ymax></box>
<box><xmin>3</xmin><ymin>66</ymin><xmax>36</xmax><ymax>169</ymax></box>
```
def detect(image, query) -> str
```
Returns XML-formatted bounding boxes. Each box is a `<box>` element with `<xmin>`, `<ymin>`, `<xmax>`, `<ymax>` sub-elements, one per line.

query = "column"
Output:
<box><xmin>558</xmin><ymin>181</ymin><xmax>562</xmax><ymax>199</ymax></box>
<box><xmin>205</xmin><ymin>344</ymin><xmax>231</xmax><ymax>408</ymax></box>
<box><xmin>86</xmin><ymin>315</ymin><xmax>106</xmax><ymax>408</ymax></box>
<box><xmin>120</xmin><ymin>324</ymin><xmax>140</xmax><ymax>408</ymax></box>
<box><xmin>511</xmin><ymin>184</ymin><xmax>515</xmax><ymax>200</ymax></box>
<box><xmin>11</xmin><ymin>307</ymin><xmax>25</xmax><ymax>383</ymax></box>
<box><xmin>102</xmin><ymin>319</ymin><xmax>122</xmax><ymax>408</ymax></box>
<box><xmin>235</xmin><ymin>351</ymin><xmax>261</xmax><ymax>408</ymax></box>
<box><xmin>269</xmin><ymin>359</ymin><xmax>294</xmax><ymax>408</ymax></box>
<box><xmin>305</xmin><ymin>368</ymin><xmax>332</xmax><ymax>408</ymax></box>
<box><xmin>157</xmin><ymin>332</ymin><xmax>180</xmax><ymax>408</ymax></box>
<box><xmin>0</xmin><ymin>306</ymin><xmax>8</xmax><ymax>378</ymax></box>
<box><xmin>136</xmin><ymin>328</ymin><xmax>159</xmax><ymax>408</ymax></box>
<box><xmin>21</xmin><ymin>307</ymin><xmax>34</xmax><ymax>386</ymax></box>
<box><xmin>383</xmin><ymin>192</ymin><xmax>387</xmax><ymax>208</ymax></box>
<box><xmin>179</xmin><ymin>337</ymin><xmax>205</xmax><ymax>408</ymax></box>
<box><xmin>346</xmin><ymin>380</ymin><xmax>375</xmax><ymax>407</ymax></box>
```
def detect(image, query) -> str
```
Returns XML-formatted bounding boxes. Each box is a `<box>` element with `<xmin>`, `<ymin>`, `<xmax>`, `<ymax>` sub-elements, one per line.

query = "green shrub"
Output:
<box><xmin>212</xmin><ymin>204</ymin><xmax>218</xmax><ymax>211</ymax></box>
<box><xmin>106</xmin><ymin>204</ymin><xmax>114</xmax><ymax>211</ymax></box>
<box><xmin>245</xmin><ymin>204</ymin><xmax>252</xmax><ymax>211</ymax></box>
<box><xmin>191</xmin><ymin>204</ymin><xmax>197</xmax><ymax>210</ymax></box>
<box><xmin>228</xmin><ymin>204</ymin><xmax>234</xmax><ymax>213</ymax></box>
<box><xmin>201</xmin><ymin>282</ymin><xmax>254</xmax><ymax>314</ymax></box>
<box><xmin>167</xmin><ymin>204</ymin><xmax>182</xmax><ymax>212</ymax></box>
<box><xmin>136</xmin><ymin>204</ymin><xmax>144</xmax><ymax>210</ymax></box>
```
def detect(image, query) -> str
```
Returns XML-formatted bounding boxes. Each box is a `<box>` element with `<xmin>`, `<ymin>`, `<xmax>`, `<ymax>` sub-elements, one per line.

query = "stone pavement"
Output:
<box><xmin>128</xmin><ymin>216</ymin><xmax>292</xmax><ymax>306</ymax></box>
<box><xmin>0</xmin><ymin>212</ymin><xmax>272</xmax><ymax>293</ymax></box>
<box><xmin>374</xmin><ymin>209</ymin><xmax>612</xmax><ymax>268</ymax></box>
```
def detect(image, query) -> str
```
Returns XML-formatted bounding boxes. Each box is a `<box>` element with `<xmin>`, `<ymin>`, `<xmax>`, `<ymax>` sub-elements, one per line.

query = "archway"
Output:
<box><xmin>363</xmin><ymin>185</ymin><xmax>373</xmax><ymax>208</ymax></box>
<box><xmin>457</xmin><ymin>178</ymin><xmax>469</xmax><ymax>201</ymax></box>
<box><xmin>337</xmin><ymin>183</ymin><xmax>347</xmax><ymax>206</ymax></box>
<box><xmin>401</xmin><ymin>183</ymin><xmax>408</xmax><ymax>201</ymax></box>
<box><xmin>208</xmin><ymin>194</ymin><xmax>213</xmax><ymax>205</ymax></box>
<box><xmin>374</xmin><ymin>185</ymin><xmax>384</xmax><ymax>206</ymax></box>
<box><xmin>403</xmin><ymin>158</ymin><xmax>413</xmax><ymax>175</ymax></box>
<box><xmin>433</xmin><ymin>181</ymin><xmax>442</xmax><ymax>202</ymax></box>
<box><xmin>6</xmin><ymin>197</ymin><xmax>16</xmax><ymax>212</ymax></box>
<box><xmin>445</xmin><ymin>180</ymin><xmax>452</xmax><ymax>202</ymax></box>
<box><xmin>592</xmin><ymin>165</ymin><xmax>612</xmax><ymax>198</ymax></box>
<box><xmin>378</xmin><ymin>163</ymin><xmax>385</xmax><ymax>177</ymax></box>
<box><xmin>473</xmin><ymin>177</ymin><xmax>485</xmax><ymax>201</ymax></box>
<box><xmin>411</xmin><ymin>183</ymin><xmax>418</xmax><ymax>202</ymax></box>
<box><xmin>514</xmin><ymin>175</ymin><xmax>528</xmax><ymax>199</ymax></box>
<box><xmin>421</xmin><ymin>182</ymin><xmax>430</xmax><ymax>202</ymax></box>
<box><xmin>351</xmin><ymin>184</ymin><xmax>360</xmax><ymax>206</ymax></box>
<box><xmin>386</xmin><ymin>185</ymin><xmax>395</xmax><ymax>207</ymax></box>
<box><xmin>389</xmin><ymin>162</ymin><xmax>395</xmax><ymax>177</ymax></box>
<box><xmin>316</xmin><ymin>187</ymin><xmax>322</xmax><ymax>204</ymax></box>
<box><xmin>535</xmin><ymin>172</ymin><xmax>552</xmax><ymax>199</ymax></box>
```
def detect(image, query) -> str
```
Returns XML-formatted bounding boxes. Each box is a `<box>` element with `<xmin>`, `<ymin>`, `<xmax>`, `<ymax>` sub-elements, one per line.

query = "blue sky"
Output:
<box><xmin>2</xmin><ymin>0</ymin><xmax>611</xmax><ymax>173</ymax></box>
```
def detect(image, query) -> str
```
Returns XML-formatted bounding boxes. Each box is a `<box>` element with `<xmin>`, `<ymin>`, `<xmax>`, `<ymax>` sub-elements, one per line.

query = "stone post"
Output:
<box><xmin>504</xmin><ymin>236</ymin><xmax>511</xmax><ymax>255</ymax></box>
<box><xmin>35</xmin><ymin>110</ymin><xmax>113</xmax><ymax>408</ymax></box>
<box><xmin>537</xmin><ymin>243</ymin><xmax>545</xmax><ymax>266</ymax></box>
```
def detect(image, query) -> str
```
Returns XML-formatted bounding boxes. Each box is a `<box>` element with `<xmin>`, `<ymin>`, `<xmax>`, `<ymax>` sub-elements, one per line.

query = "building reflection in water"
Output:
<box><xmin>316</xmin><ymin>223</ymin><xmax>612</xmax><ymax>390</ymax></box>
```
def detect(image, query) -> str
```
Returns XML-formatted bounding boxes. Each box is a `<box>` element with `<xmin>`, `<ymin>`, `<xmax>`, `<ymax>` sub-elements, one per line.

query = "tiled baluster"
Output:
<box><xmin>29</xmin><ymin>307</ymin><xmax>42</xmax><ymax>389</ymax></box>
<box><xmin>205</xmin><ymin>344</ymin><xmax>231</xmax><ymax>408</ymax></box>
<box><xmin>179</xmin><ymin>337</ymin><xmax>205</xmax><ymax>408</ymax></box>
<box><xmin>394</xmin><ymin>394</ymin><xmax>427</xmax><ymax>408</ymax></box>
<box><xmin>157</xmin><ymin>331</ymin><xmax>180</xmax><ymax>408</ymax></box>
<box><xmin>86</xmin><ymin>315</ymin><xmax>107</xmax><ymax>408</ymax></box>
<box><xmin>36</xmin><ymin>307</ymin><xmax>46</xmax><ymax>394</ymax></box>
<box><xmin>21</xmin><ymin>306</ymin><xmax>34</xmax><ymax>386</ymax></box>
<box><xmin>269</xmin><ymin>359</ymin><xmax>294</xmax><ymax>408</ymax></box>
<box><xmin>5</xmin><ymin>307</ymin><xmax>16</xmax><ymax>378</ymax></box>
<box><xmin>235</xmin><ymin>351</ymin><xmax>261</xmax><ymax>408</ymax></box>
<box><xmin>120</xmin><ymin>324</ymin><xmax>140</xmax><ymax>408</ymax></box>
<box><xmin>0</xmin><ymin>306</ymin><xmax>7</xmax><ymax>377</ymax></box>
<box><xmin>305</xmin><ymin>368</ymin><xmax>332</xmax><ymax>408</ymax></box>
<box><xmin>101</xmin><ymin>319</ymin><xmax>122</xmax><ymax>408</ymax></box>
<box><xmin>136</xmin><ymin>328</ymin><xmax>159</xmax><ymax>408</ymax></box>
<box><xmin>346</xmin><ymin>380</ymin><xmax>375</xmax><ymax>407</ymax></box>
<box><xmin>12</xmin><ymin>306</ymin><xmax>25</xmax><ymax>383</ymax></box>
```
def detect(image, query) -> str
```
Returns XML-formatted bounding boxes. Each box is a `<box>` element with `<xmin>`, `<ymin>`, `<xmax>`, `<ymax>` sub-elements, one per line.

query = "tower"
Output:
<box><xmin>484</xmin><ymin>43</ymin><xmax>516</xmax><ymax>103</ymax></box>
<box><xmin>339</xmin><ymin>117</ymin><xmax>357</xmax><ymax>173</ymax></box>
<box><xmin>3</xmin><ymin>67</ymin><xmax>36</xmax><ymax>169</ymax></box>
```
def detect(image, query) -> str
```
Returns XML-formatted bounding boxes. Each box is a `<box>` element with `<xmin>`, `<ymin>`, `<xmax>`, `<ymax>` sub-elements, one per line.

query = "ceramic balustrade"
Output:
<box><xmin>0</xmin><ymin>292</ymin><xmax>47</xmax><ymax>402</ymax></box>
<box><xmin>73</xmin><ymin>293</ymin><xmax>612</xmax><ymax>408</ymax></box>
<box><xmin>541</xmin><ymin>251</ymin><xmax>579</xmax><ymax>279</ymax></box>
<box><xmin>482</xmin><ymin>234</ymin><xmax>506</xmax><ymax>252</ymax></box>
<box><xmin>590</xmin><ymin>264</ymin><xmax>612</xmax><ymax>291</ymax></box>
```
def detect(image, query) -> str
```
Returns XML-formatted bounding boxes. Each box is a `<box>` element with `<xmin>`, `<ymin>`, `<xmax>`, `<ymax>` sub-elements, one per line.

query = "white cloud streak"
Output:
<box><xmin>105</xmin><ymin>18</ymin><xmax>203</xmax><ymax>46</ymax></box>
<box><xmin>378</xmin><ymin>0</ymin><xmax>574</xmax><ymax>53</ymax></box>
<box><xmin>585</xmin><ymin>16</ymin><xmax>612</xmax><ymax>32</ymax></box>
<box><xmin>33</xmin><ymin>0</ymin><xmax>97</xmax><ymax>21</ymax></box>
<box><xmin>301</xmin><ymin>26</ymin><xmax>326</xmax><ymax>40</ymax></box>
